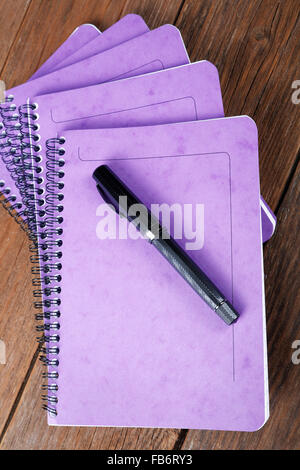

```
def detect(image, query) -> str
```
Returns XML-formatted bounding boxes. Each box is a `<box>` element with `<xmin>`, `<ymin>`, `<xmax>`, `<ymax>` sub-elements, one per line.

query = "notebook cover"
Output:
<box><xmin>35</xmin><ymin>117</ymin><xmax>268</xmax><ymax>430</ymax></box>
<box><xmin>1</xmin><ymin>24</ymin><xmax>184</xmax><ymax>225</ymax></box>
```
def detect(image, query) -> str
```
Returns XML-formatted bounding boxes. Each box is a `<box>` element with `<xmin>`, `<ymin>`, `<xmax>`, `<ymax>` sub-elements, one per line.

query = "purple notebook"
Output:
<box><xmin>33</xmin><ymin>117</ymin><xmax>268</xmax><ymax>430</ymax></box>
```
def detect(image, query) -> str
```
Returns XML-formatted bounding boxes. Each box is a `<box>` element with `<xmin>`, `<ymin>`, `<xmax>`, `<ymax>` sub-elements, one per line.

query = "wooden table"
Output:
<box><xmin>0</xmin><ymin>0</ymin><xmax>299</xmax><ymax>450</ymax></box>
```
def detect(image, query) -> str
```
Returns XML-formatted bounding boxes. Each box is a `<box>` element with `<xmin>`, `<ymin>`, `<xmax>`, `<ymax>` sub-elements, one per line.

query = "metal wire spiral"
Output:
<box><xmin>0</xmin><ymin>96</ymin><xmax>29</xmax><ymax>233</ymax></box>
<box><xmin>19</xmin><ymin>103</ymin><xmax>65</xmax><ymax>417</ymax></box>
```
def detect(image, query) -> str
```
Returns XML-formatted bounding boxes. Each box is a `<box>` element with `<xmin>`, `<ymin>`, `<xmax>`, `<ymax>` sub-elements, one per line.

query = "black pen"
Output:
<box><xmin>93</xmin><ymin>165</ymin><xmax>239</xmax><ymax>325</ymax></box>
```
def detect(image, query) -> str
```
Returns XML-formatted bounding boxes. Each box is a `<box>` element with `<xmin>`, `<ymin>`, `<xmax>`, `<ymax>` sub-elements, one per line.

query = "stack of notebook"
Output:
<box><xmin>0</xmin><ymin>15</ymin><xmax>272</xmax><ymax>431</ymax></box>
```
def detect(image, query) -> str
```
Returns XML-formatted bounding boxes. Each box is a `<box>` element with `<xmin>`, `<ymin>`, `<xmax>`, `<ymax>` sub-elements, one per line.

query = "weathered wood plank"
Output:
<box><xmin>0</xmin><ymin>0</ymin><xmax>31</xmax><ymax>73</ymax></box>
<box><xmin>0</xmin><ymin>206</ymin><xmax>34</xmax><ymax>435</ymax></box>
<box><xmin>121</xmin><ymin>0</ymin><xmax>184</xmax><ymax>29</ymax></box>
<box><xmin>0</xmin><ymin>0</ymin><xmax>184</xmax><ymax>450</ymax></box>
<box><xmin>176</xmin><ymin>0</ymin><xmax>300</xmax><ymax>210</ymax></box>
<box><xmin>182</xmin><ymin>157</ymin><xmax>300</xmax><ymax>449</ymax></box>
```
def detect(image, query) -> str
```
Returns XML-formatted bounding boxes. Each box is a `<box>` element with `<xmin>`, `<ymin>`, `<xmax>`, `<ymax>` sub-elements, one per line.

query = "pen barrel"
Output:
<box><xmin>151</xmin><ymin>237</ymin><xmax>239</xmax><ymax>325</ymax></box>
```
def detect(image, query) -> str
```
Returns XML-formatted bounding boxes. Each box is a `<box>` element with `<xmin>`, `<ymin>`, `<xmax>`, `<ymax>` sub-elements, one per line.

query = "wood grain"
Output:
<box><xmin>0</xmin><ymin>0</ymin><xmax>31</xmax><ymax>74</ymax></box>
<box><xmin>120</xmin><ymin>0</ymin><xmax>184</xmax><ymax>29</ymax></box>
<box><xmin>0</xmin><ymin>207</ymin><xmax>34</xmax><ymax>435</ymax></box>
<box><xmin>0</xmin><ymin>0</ymin><xmax>299</xmax><ymax>450</ymax></box>
<box><xmin>175</xmin><ymin>0</ymin><xmax>300</xmax><ymax>209</ymax></box>
<box><xmin>182</xmin><ymin>157</ymin><xmax>300</xmax><ymax>450</ymax></box>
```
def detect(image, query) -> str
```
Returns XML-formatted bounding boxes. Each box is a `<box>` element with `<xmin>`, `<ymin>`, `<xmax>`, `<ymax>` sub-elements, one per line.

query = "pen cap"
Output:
<box><xmin>93</xmin><ymin>165</ymin><xmax>141</xmax><ymax>211</ymax></box>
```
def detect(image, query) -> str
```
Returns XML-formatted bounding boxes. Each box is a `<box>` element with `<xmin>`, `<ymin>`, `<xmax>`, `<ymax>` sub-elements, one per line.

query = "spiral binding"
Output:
<box><xmin>19</xmin><ymin>102</ymin><xmax>65</xmax><ymax>417</ymax></box>
<box><xmin>0</xmin><ymin>96</ymin><xmax>29</xmax><ymax>234</ymax></box>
